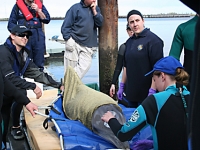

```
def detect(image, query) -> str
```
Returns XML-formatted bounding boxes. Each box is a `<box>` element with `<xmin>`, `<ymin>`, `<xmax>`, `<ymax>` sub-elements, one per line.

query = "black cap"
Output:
<box><xmin>11</xmin><ymin>25</ymin><xmax>32</xmax><ymax>36</ymax></box>
<box><xmin>127</xmin><ymin>10</ymin><xmax>143</xmax><ymax>21</ymax></box>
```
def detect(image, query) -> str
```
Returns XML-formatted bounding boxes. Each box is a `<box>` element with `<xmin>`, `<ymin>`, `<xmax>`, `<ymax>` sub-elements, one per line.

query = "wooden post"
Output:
<box><xmin>98</xmin><ymin>0</ymin><xmax>118</xmax><ymax>95</ymax></box>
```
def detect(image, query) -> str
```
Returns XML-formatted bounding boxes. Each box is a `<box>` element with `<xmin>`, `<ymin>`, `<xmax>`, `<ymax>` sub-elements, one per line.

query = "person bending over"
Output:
<box><xmin>0</xmin><ymin>25</ymin><xmax>64</xmax><ymax>145</ymax></box>
<box><xmin>0</xmin><ymin>65</ymin><xmax>38</xmax><ymax>148</ymax></box>
<box><xmin>102</xmin><ymin>56</ymin><xmax>189</xmax><ymax>150</ymax></box>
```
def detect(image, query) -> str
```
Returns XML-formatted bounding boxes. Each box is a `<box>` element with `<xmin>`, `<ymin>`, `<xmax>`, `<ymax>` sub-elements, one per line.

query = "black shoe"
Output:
<box><xmin>11</xmin><ymin>127</ymin><xmax>24</xmax><ymax>140</ymax></box>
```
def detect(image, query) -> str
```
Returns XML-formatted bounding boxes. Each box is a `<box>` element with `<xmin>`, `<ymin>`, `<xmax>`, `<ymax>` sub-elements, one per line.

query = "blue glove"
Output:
<box><xmin>117</xmin><ymin>82</ymin><xmax>125</xmax><ymax>100</ymax></box>
<box><xmin>148</xmin><ymin>88</ymin><xmax>156</xmax><ymax>96</ymax></box>
<box><xmin>132</xmin><ymin>140</ymin><xmax>153</xmax><ymax>150</ymax></box>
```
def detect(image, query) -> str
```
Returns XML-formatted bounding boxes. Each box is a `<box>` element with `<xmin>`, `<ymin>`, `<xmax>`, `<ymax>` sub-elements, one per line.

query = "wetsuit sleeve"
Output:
<box><xmin>61</xmin><ymin>7</ymin><xmax>75</xmax><ymax>41</ymax></box>
<box><xmin>24</xmin><ymin>61</ymin><xmax>61</xmax><ymax>89</ymax></box>
<box><xmin>111</xmin><ymin>43</ymin><xmax>125</xmax><ymax>84</ymax></box>
<box><xmin>40</xmin><ymin>5</ymin><xmax>50</xmax><ymax>24</ymax></box>
<box><xmin>5</xmin><ymin>73</ymin><xmax>36</xmax><ymax>90</ymax></box>
<box><xmin>108</xmin><ymin>105</ymin><xmax>148</xmax><ymax>142</ymax></box>
<box><xmin>169</xmin><ymin>25</ymin><xmax>183</xmax><ymax>60</ymax></box>
<box><xmin>123</xmin><ymin>38</ymin><xmax>131</xmax><ymax>68</ymax></box>
<box><xmin>7</xmin><ymin>4</ymin><xmax>18</xmax><ymax>32</ymax></box>
<box><xmin>142</xmin><ymin>95</ymin><xmax>158</xmax><ymax>126</ymax></box>
<box><xmin>93</xmin><ymin>6</ymin><xmax>103</xmax><ymax>27</ymax></box>
<box><xmin>3</xmin><ymin>72</ymin><xmax>30</xmax><ymax>105</ymax></box>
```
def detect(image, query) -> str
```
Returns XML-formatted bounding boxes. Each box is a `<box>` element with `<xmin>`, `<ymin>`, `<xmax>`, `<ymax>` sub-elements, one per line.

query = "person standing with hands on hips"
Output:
<box><xmin>117</xmin><ymin>10</ymin><xmax>163</xmax><ymax>108</ymax></box>
<box><xmin>7</xmin><ymin>0</ymin><xmax>51</xmax><ymax>71</ymax></box>
<box><xmin>61</xmin><ymin>0</ymin><xmax>103</xmax><ymax>78</ymax></box>
<box><xmin>102</xmin><ymin>56</ymin><xmax>190</xmax><ymax>150</ymax></box>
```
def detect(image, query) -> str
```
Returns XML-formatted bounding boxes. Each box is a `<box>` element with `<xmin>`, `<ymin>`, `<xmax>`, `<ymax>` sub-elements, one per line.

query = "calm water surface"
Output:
<box><xmin>0</xmin><ymin>17</ymin><xmax>191</xmax><ymax>84</ymax></box>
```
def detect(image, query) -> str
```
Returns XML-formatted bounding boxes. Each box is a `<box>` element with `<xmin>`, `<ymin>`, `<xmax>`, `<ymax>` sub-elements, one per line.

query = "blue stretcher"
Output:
<box><xmin>40</xmin><ymin>93</ymin><xmax>152</xmax><ymax>150</ymax></box>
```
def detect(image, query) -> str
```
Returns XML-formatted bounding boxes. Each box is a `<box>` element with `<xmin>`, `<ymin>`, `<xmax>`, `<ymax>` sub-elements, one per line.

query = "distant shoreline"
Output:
<box><xmin>0</xmin><ymin>14</ymin><xmax>193</xmax><ymax>21</ymax></box>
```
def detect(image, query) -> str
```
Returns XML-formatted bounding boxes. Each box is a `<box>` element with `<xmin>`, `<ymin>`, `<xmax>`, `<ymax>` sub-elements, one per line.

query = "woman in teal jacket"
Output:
<box><xmin>102</xmin><ymin>56</ymin><xmax>189</xmax><ymax>150</ymax></box>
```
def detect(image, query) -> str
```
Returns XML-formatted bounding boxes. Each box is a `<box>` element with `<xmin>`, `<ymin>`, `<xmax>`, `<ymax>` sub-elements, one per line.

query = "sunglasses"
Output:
<box><xmin>15</xmin><ymin>33</ymin><xmax>30</xmax><ymax>39</ymax></box>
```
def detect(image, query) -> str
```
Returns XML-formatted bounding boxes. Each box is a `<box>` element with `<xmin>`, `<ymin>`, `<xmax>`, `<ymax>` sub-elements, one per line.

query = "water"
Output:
<box><xmin>0</xmin><ymin>17</ymin><xmax>191</xmax><ymax>84</ymax></box>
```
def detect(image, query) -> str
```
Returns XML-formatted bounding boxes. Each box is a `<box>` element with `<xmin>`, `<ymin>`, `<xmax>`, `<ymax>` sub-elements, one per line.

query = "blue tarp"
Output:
<box><xmin>49</xmin><ymin>94</ymin><xmax>152</xmax><ymax>150</ymax></box>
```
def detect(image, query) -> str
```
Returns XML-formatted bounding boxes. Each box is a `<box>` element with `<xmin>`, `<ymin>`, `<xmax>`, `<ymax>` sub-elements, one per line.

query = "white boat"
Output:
<box><xmin>50</xmin><ymin>35</ymin><xmax>65</xmax><ymax>44</ymax></box>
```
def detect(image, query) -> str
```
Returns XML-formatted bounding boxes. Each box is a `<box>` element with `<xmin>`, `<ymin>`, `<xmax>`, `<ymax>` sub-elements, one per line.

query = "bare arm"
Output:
<box><xmin>109</xmin><ymin>84</ymin><xmax>116</xmax><ymax>97</ymax></box>
<box><xmin>121</xmin><ymin>67</ymin><xmax>127</xmax><ymax>84</ymax></box>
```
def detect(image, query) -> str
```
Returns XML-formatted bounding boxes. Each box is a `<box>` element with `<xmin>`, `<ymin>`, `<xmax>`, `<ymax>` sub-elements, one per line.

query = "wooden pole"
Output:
<box><xmin>98</xmin><ymin>0</ymin><xmax>118</xmax><ymax>95</ymax></box>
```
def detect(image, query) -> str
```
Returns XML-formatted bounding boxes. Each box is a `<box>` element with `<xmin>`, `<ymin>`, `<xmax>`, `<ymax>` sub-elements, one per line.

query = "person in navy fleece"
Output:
<box><xmin>61</xmin><ymin>0</ymin><xmax>103</xmax><ymax>79</ymax></box>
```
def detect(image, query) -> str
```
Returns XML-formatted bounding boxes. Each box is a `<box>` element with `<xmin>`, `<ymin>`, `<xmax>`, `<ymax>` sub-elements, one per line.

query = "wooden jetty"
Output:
<box><xmin>23</xmin><ymin>89</ymin><xmax>61</xmax><ymax>150</ymax></box>
<box><xmin>118</xmin><ymin>14</ymin><xmax>191</xmax><ymax>18</ymax></box>
<box><xmin>0</xmin><ymin>14</ymin><xmax>192</xmax><ymax>21</ymax></box>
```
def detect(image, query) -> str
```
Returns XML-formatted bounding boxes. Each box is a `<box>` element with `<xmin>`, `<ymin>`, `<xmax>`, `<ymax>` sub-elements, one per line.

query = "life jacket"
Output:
<box><xmin>16</xmin><ymin>0</ymin><xmax>42</xmax><ymax>21</ymax></box>
<box><xmin>12</xmin><ymin>53</ymin><xmax>31</xmax><ymax>77</ymax></box>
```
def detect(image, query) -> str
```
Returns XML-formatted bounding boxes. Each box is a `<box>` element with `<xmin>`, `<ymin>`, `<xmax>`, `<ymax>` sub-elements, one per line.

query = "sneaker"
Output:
<box><xmin>11</xmin><ymin>127</ymin><xmax>24</xmax><ymax>140</ymax></box>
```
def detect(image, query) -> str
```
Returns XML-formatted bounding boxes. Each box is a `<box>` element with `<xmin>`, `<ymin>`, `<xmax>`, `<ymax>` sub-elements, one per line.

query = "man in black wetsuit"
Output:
<box><xmin>109</xmin><ymin>24</ymin><xmax>133</xmax><ymax>98</ymax></box>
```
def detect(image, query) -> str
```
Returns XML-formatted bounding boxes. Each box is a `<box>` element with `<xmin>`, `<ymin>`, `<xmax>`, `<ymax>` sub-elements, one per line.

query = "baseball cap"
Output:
<box><xmin>11</xmin><ymin>25</ymin><xmax>32</xmax><ymax>36</ymax></box>
<box><xmin>145</xmin><ymin>56</ymin><xmax>184</xmax><ymax>76</ymax></box>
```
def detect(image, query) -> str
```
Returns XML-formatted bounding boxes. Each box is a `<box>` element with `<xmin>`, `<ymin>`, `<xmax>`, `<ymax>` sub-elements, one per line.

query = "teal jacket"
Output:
<box><xmin>108</xmin><ymin>84</ymin><xmax>189</xmax><ymax>150</ymax></box>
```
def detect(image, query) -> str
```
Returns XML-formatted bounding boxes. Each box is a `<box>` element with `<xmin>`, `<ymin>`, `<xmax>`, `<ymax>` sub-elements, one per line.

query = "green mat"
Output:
<box><xmin>85</xmin><ymin>83</ymin><xmax>99</xmax><ymax>91</ymax></box>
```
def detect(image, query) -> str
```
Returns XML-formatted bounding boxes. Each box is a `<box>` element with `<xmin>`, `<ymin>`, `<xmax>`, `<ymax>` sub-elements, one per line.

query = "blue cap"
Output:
<box><xmin>145</xmin><ymin>56</ymin><xmax>184</xmax><ymax>76</ymax></box>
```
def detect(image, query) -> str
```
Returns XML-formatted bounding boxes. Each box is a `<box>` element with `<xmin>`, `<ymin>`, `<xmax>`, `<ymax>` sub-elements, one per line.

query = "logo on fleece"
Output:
<box><xmin>129</xmin><ymin>110</ymin><xmax>139</xmax><ymax>122</ymax></box>
<box><xmin>137</xmin><ymin>44</ymin><xmax>143</xmax><ymax>51</ymax></box>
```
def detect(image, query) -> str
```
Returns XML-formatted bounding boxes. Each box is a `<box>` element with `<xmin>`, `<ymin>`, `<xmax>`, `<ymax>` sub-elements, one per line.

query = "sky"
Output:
<box><xmin>0</xmin><ymin>0</ymin><xmax>195</xmax><ymax>18</ymax></box>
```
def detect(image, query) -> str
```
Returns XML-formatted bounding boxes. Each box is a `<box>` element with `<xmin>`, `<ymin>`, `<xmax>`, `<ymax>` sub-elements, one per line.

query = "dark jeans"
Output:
<box><xmin>1</xmin><ymin>89</ymin><xmax>26</xmax><ymax>145</ymax></box>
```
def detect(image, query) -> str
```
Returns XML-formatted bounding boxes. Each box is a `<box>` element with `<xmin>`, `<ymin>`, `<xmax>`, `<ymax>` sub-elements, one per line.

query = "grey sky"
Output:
<box><xmin>0</xmin><ymin>0</ymin><xmax>195</xmax><ymax>18</ymax></box>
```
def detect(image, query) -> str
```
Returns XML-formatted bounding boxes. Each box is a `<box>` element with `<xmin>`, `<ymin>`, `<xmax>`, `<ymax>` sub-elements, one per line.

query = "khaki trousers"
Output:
<box><xmin>64</xmin><ymin>37</ymin><xmax>96</xmax><ymax>79</ymax></box>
